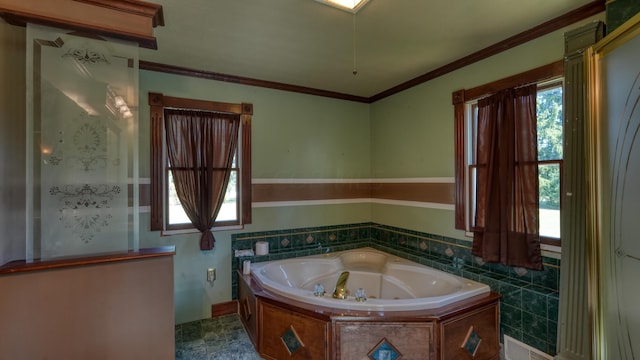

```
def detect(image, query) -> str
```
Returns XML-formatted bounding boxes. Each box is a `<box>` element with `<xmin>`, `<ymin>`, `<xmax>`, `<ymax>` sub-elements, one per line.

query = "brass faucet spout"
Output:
<box><xmin>332</xmin><ymin>271</ymin><xmax>350</xmax><ymax>299</ymax></box>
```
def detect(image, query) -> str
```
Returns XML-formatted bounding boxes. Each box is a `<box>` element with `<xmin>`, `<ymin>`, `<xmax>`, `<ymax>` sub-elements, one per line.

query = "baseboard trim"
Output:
<box><xmin>211</xmin><ymin>300</ymin><xmax>239</xmax><ymax>317</ymax></box>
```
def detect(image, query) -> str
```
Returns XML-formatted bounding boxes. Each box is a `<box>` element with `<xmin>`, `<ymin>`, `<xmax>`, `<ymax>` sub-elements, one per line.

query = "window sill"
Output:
<box><xmin>161</xmin><ymin>224</ymin><xmax>244</xmax><ymax>236</ymax></box>
<box><xmin>465</xmin><ymin>231</ymin><xmax>561</xmax><ymax>259</ymax></box>
<box><xmin>541</xmin><ymin>243</ymin><xmax>561</xmax><ymax>259</ymax></box>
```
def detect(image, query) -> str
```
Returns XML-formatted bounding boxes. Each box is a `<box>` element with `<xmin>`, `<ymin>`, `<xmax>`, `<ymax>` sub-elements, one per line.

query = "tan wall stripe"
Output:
<box><xmin>252</xmin><ymin>183</ymin><xmax>372</xmax><ymax>202</ymax></box>
<box><xmin>137</xmin><ymin>181</ymin><xmax>455</xmax><ymax>207</ymax></box>
<box><xmin>370</xmin><ymin>182</ymin><xmax>454</xmax><ymax>204</ymax></box>
<box><xmin>253</xmin><ymin>182</ymin><xmax>454</xmax><ymax>205</ymax></box>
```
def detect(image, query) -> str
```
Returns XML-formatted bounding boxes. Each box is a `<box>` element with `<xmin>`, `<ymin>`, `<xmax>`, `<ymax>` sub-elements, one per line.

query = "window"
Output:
<box><xmin>167</xmin><ymin>155</ymin><xmax>239</xmax><ymax>228</ymax></box>
<box><xmin>535</xmin><ymin>82</ymin><xmax>563</xmax><ymax>240</ymax></box>
<box><xmin>453</xmin><ymin>61</ymin><xmax>563</xmax><ymax>247</ymax></box>
<box><xmin>165</xmin><ymin>117</ymin><xmax>240</xmax><ymax>230</ymax></box>
<box><xmin>149</xmin><ymin>93</ymin><xmax>252</xmax><ymax>233</ymax></box>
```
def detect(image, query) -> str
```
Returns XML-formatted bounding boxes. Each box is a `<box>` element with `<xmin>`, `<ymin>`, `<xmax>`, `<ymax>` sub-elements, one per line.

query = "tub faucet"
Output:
<box><xmin>332</xmin><ymin>271</ymin><xmax>350</xmax><ymax>299</ymax></box>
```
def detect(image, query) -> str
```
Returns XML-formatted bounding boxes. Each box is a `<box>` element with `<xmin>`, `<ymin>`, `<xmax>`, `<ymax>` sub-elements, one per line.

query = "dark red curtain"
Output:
<box><xmin>472</xmin><ymin>84</ymin><xmax>543</xmax><ymax>270</ymax></box>
<box><xmin>164</xmin><ymin>109</ymin><xmax>240</xmax><ymax>250</ymax></box>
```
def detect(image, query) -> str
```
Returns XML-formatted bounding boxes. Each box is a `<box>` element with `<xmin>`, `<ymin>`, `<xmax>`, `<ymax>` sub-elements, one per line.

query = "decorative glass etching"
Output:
<box><xmin>594</xmin><ymin>23</ymin><xmax>640</xmax><ymax>358</ymax></box>
<box><xmin>44</xmin><ymin>111</ymin><xmax>117</xmax><ymax>172</ymax></box>
<box><xmin>49</xmin><ymin>184</ymin><xmax>121</xmax><ymax>243</ymax></box>
<box><xmin>62</xmin><ymin>47</ymin><xmax>110</xmax><ymax>65</ymax></box>
<box><xmin>26</xmin><ymin>24</ymin><xmax>139</xmax><ymax>261</ymax></box>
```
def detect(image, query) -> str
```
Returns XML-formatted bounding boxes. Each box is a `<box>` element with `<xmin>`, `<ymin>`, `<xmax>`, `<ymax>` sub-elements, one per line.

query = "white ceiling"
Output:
<box><xmin>140</xmin><ymin>0</ymin><xmax>597</xmax><ymax>98</ymax></box>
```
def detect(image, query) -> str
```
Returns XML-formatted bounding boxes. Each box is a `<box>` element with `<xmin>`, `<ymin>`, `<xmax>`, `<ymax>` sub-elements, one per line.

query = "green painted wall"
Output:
<box><xmin>141</xmin><ymin>15</ymin><xmax>605</xmax><ymax>323</ymax></box>
<box><xmin>0</xmin><ymin>12</ymin><xmax>606</xmax><ymax>326</ymax></box>
<box><xmin>369</xmin><ymin>14</ymin><xmax>604</xmax><ymax>241</ymax></box>
<box><xmin>139</xmin><ymin>71</ymin><xmax>371</xmax><ymax>179</ymax></box>
<box><xmin>138</xmin><ymin>71</ymin><xmax>371</xmax><ymax>323</ymax></box>
<box><xmin>607</xmin><ymin>0</ymin><xmax>640</xmax><ymax>33</ymax></box>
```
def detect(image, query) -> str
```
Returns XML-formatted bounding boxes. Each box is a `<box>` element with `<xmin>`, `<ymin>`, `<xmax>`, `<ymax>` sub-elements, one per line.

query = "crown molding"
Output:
<box><xmin>141</xmin><ymin>0</ymin><xmax>604</xmax><ymax>103</ymax></box>
<box><xmin>0</xmin><ymin>0</ymin><xmax>163</xmax><ymax>49</ymax></box>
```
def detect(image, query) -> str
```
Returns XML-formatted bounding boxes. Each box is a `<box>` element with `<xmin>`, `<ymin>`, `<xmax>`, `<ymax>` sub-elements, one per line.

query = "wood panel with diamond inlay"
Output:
<box><xmin>258</xmin><ymin>300</ymin><xmax>329</xmax><ymax>360</ymax></box>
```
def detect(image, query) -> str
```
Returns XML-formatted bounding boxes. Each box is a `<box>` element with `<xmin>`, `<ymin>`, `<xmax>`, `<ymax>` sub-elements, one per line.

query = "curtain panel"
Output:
<box><xmin>164</xmin><ymin>109</ymin><xmax>240</xmax><ymax>250</ymax></box>
<box><xmin>472</xmin><ymin>84</ymin><xmax>543</xmax><ymax>270</ymax></box>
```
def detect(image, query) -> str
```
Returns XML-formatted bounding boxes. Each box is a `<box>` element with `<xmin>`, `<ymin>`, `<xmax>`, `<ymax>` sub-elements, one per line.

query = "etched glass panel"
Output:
<box><xmin>598</xmin><ymin>28</ymin><xmax>640</xmax><ymax>359</ymax></box>
<box><xmin>26</xmin><ymin>25</ymin><xmax>139</xmax><ymax>261</ymax></box>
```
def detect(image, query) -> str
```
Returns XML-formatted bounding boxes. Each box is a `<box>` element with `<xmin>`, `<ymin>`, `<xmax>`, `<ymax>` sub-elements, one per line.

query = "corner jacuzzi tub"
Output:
<box><xmin>250</xmin><ymin>247</ymin><xmax>489</xmax><ymax>311</ymax></box>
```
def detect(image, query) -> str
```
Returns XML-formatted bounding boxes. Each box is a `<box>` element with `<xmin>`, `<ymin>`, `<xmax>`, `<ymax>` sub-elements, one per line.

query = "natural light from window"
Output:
<box><xmin>466</xmin><ymin>80</ymin><xmax>563</xmax><ymax>242</ymax></box>
<box><xmin>167</xmin><ymin>159</ymin><xmax>239</xmax><ymax>227</ymax></box>
<box><xmin>536</xmin><ymin>82</ymin><xmax>563</xmax><ymax>239</ymax></box>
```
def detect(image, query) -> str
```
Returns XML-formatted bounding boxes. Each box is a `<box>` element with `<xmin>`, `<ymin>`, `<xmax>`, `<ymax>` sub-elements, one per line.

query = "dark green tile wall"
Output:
<box><xmin>231</xmin><ymin>222</ymin><xmax>560</xmax><ymax>355</ymax></box>
<box><xmin>607</xmin><ymin>0</ymin><xmax>640</xmax><ymax>34</ymax></box>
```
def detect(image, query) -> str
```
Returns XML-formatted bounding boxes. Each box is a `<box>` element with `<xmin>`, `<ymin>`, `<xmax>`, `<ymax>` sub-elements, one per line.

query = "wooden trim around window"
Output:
<box><xmin>240</xmin><ymin>105</ymin><xmax>253</xmax><ymax>224</ymax></box>
<box><xmin>463</xmin><ymin>60</ymin><xmax>564</xmax><ymax>102</ymax></box>
<box><xmin>148</xmin><ymin>92</ymin><xmax>253</xmax><ymax>231</ymax></box>
<box><xmin>452</xmin><ymin>60</ymin><xmax>564</xmax><ymax>231</ymax></box>
<box><xmin>452</xmin><ymin>89</ymin><xmax>466</xmax><ymax>230</ymax></box>
<box><xmin>149</xmin><ymin>93</ymin><xmax>164</xmax><ymax>231</ymax></box>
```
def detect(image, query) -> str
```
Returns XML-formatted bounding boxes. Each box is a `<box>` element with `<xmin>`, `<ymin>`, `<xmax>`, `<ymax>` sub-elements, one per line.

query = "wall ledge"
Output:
<box><xmin>0</xmin><ymin>246</ymin><xmax>175</xmax><ymax>275</ymax></box>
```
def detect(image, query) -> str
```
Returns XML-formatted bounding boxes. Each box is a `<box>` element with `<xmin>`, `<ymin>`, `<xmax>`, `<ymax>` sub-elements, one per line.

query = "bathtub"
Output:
<box><xmin>250</xmin><ymin>247</ymin><xmax>490</xmax><ymax>311</ymax></box>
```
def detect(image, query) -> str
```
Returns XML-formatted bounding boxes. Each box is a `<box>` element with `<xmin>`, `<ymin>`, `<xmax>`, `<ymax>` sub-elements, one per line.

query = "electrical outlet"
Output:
<box><xmin>207</xmin><ymin>268</ymin><xmax>216</xmax><ymax>282</ymax></box>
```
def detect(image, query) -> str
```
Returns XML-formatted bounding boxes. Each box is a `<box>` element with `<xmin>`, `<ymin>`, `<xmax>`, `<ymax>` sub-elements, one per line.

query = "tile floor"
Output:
<box><xmin>175</xmin><ymin>314</ymin><xmax>262</xmax><ymax>360</ymax></box>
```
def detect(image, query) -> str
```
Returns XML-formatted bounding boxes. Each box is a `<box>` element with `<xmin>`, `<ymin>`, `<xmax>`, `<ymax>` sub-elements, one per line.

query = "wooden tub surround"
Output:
<box><xmin>238</xmin><ymin>271</ymin><xmax>501</xmax><ymax>360</ymax></box>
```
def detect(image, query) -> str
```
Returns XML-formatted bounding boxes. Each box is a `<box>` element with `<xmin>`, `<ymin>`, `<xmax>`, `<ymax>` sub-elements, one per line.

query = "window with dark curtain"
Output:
<box><xmin>164</xmin><ymin>109</ymin><xmax>240</xmax><ymax>250</ymax></box>
<box><xmin>452</xmin><ymin>61</ymin><xmax>563</xmax><ymax>270</ymax></box>
<box><xmin>471</xmin><ymin>85</ymin><xmax>543</xmax><ymax>270</ymax></box>
<box><xmin>148</xmin><ymin>93</ymin><xmax>253</xmax><ymax>250</ymax></box>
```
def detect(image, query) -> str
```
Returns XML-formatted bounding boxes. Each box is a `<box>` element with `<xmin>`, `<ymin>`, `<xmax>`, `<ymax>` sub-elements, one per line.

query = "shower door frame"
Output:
<box><xmin>586</xmin><ymin>12</ymin><xmax>640</xmax><ymax>360</ymax></box>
